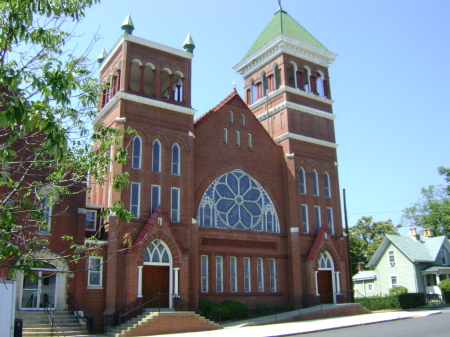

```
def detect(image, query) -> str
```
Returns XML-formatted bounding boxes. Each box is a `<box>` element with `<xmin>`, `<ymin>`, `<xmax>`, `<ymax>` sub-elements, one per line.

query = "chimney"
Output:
<box><xmin>408</xmin><ymin>227</ymin><xmax>421</xmax><ymax>241</ymax></box>
<box><xmin>423</xmin><ymin>228</ymin><xmax>434</xmax><ymax>239</ymax></box>
<box><xmin>357</xmin><ymin>262</ymin><xmax>365</xmax><ymax>272</ymax></box>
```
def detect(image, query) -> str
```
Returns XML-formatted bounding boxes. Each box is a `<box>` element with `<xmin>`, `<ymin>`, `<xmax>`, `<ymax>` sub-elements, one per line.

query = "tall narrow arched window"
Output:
<box><xmin>273</xmin><ymin>64</ymin><xmax>281</xmax><ymax>90</ymax></box>
<box><xmin>160</xmin><ymin>69</ymin><xmax>171</xmax><ymax>99</ymax></box>
<box><xmin>173</xmin><ymin>72</ymin><xmax>184</xmax><ymax>102</ymax></box>
<box><xmin>261</xmin><ymin>72</ymin><xmax>268</xmax><ymax>96</ymax></box>
<box><xmin>303</xmin><ymin>66</ymin><xmax>311</xmax><ymax>93</ymax></box>
<box><xmin>299</xmin><ymin>167</ymin><xmax>306</xmax><ymax>194</ymax></box>
<box><xmin>172</xmin><ymin>143</ymin><xmax>180</xmax><ymax>176</ymax></box>
<box><xmin>312</xmin><ymin>169</ymin><xmax>319</xmax><ymax>196</ymax></box>
<box><xmin>317</xmin><ymin>72</ymin><xmax>325</xmax><ymax>97</ymax></box>
<box><xmin>324</xmin><ymin>172</ymin><xmax>331</xmax><ymax>198</ymax></box>
<box><xmin>289</xmin><ymin>62</ymin><xmax>297</xmax><ymax>88</ymax></box>
<box><xmin>152</xmin><ymin>140</ymin><xmax>161</xmax><ymax>173</ymax></box>
<box><xmin>132</xmin><ymin>136</ymin><xmax>142</xmax><ymax>169</ymax></box>
<box><xmin>143</xmin><ymin>63</ymin><xmax>155</xmax><ymax>95</ymax></box>
<box><xmin>251</xmin><ymin>80</ymin><xmax>258</xmax><ymax>104</ymax></box>
<box><xmin>130</xmin><ymin>59</ymin><xmax>142</xmax><ymax>92</ymax></box>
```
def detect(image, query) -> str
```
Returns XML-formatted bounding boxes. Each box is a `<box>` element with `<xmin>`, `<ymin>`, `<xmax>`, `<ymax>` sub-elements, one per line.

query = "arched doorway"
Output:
<box><xmin>142</xmin><ymin>240</ymin><xmax>173</xmax><ymax>308</ymax></box>
<box><xmin>20</xmin><ymin>262</ymin><xmax>57</xmax><ymax>310</ymax></box>
<box><xmin>316</xmin><ymin>251</ymin><xmax>335</xmax><ymax>304</ymax></box>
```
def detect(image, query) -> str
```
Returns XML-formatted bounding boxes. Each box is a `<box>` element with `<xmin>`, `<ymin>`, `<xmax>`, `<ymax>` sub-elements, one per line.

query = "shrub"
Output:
<box><xmin>199</xmin><ymin>299</ymin><xmax>249</xmax><ymax>322</ymax></box>
<box><xmin>438</xmin><ymin>279</ymin><xmax>450</xmax><ymax>303</ymax></box>
<box><xmin>398</xmin><ymin>293</ymin><xmax>425</xmax><ymax>309</ymax></box>
<box><xmin>389</xmin><ymin>286</ymin><xmax>408</xmax><ymax>295</ymax></box>
<box><xmin>221</xmin><ymin>300</ymin><xmax>249</xmax><ymax>320</ymax></box>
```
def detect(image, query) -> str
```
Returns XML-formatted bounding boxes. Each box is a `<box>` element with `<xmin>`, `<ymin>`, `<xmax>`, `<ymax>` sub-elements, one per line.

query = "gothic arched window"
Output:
<box><xmin>152</xmin><ymin>140</ymin><xmax>161</xmax><ymax>173</ymax></box>
<box><xmin>132</xmin><ymin>136</ymin><xmax>142</xmax><ymax>169</ymax></box>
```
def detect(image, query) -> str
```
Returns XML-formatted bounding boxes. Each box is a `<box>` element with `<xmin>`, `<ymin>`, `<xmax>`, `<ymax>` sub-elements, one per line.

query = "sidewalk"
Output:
<box><xmin>157</xmin><ymin>308</ymin><xmax>442</xmax><ymax>337</ymax></box>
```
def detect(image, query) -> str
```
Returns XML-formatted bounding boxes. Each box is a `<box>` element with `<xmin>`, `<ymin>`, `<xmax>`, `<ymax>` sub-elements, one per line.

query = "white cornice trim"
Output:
<box><xmin>99</xmin><ymin>34</ymin><xmax>193</xmax><ymax>72</ymax></box>
<box><xmin>233</xmin><ymin>34</ymin><xmax>338</xmax><ymax>77</ymax></box>
<box><xmin>248</xmin><ymin>86</ymin><xmax>334</xmax><ymax>112</ymax></box>
<box><xmin>257</xmin><ymin>101</ymin><xmax>336</xmax><ymax>122</ymax></box>
<box><xmin>274</xmin><ymin>132</ymin><xmax>338</xmax><ymax>149</ymax></box>
<box><xmin>92</xmin><ymin>92</ymin><xmax>197</xmax><ymax>125</ymax></box>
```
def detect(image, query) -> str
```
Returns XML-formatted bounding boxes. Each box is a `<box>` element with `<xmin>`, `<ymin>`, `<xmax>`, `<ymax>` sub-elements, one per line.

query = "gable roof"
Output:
<box><xmin>367</xmin><ymin>234</ymin><xmax>449</xmax><ymax>268</ymax></box>
<box><xmin>194</xmin><ymin>90</ymin><xmax>246</xmax><ymax>126</ymax></box>
<box><xmin>242</xmin><ymin>7</ymin><xmax>328</xmax><ymax>60</ymax></box>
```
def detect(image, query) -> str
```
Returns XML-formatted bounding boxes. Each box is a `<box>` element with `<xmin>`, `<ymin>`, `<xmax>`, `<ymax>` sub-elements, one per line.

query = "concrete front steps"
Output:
<box><xmin>16</xmin><ymin>310</ymin><xmax>91</xmax><ymax>337</ymax></box>
<box><xmin>104</xmin><ymin>310</ymin><xmax>221</xmax><ymax>337</ymax></box>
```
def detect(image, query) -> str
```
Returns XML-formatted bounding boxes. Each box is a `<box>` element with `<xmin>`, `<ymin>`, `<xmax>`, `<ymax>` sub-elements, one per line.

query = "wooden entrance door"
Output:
<box><xmin>318</xmin><ymin>270</ymin><xmax>333</xmax><ymax>304</ymax></box>
<box><xmin>142</xmin><ymin>266</ymin><xmax>170</xmax><ymax>307</ymax></box>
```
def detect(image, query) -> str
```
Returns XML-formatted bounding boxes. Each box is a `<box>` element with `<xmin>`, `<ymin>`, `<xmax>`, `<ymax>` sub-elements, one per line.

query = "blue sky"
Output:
<box><xmin>77</xmin><ymin>0</ymin><xmax>450</xmax><ymax>232</ymax></box>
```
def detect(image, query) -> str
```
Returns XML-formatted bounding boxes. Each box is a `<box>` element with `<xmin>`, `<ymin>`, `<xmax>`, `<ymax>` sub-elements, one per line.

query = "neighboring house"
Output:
<box><xmin>353</xmin><ymin>228</ymin><xmax>450</xmax><ymax>297</ymax></box>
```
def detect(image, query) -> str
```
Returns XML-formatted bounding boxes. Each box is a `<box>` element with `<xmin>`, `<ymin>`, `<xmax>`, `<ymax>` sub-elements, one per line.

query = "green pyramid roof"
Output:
<box><xmin>243</xmin><ymin>8</ymin><xmax>328</xmax><ymax>60</ymax></box>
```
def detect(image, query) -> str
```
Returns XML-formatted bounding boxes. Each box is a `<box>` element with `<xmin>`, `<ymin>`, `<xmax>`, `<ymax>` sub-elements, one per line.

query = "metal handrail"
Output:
<box><xmin>68</xmin><ymin>293</ymin><xmax>94</xmax><ymax>333</ymax></box>
<box><xmin>43</xmin><ymin>294</ymin><xmax>59</xmax><ymax>337</ymax></box>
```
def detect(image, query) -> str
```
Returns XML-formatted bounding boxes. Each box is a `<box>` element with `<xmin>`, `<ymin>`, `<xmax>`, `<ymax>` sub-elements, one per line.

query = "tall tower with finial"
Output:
<box><xmin>234</xmin><ymin>3</ymin><xmax>347</xmax><ymax>303</ymax></box>
<box><xmin>90</xmin><ymin>15</ymin><xmax>197</xmax><ymax>311</ymax></box>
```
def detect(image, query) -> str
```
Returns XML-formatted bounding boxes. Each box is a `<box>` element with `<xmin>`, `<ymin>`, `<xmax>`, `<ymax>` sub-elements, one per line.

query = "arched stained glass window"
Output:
<box><xmin>324</xmin><ymin>172</ymin><xmax>331</xmax><ymax>198</ymax></box>
<box><xmin>152</xmin><ymin>140</ymin><xmax>161</xmax><ymax>173</ymax></box>
<box><xmin>172</xmin><ymin>144</ymin><xmax>180</xmax><ymax>175</ymax></box>
<box><xmin>319</xmin><ymin>251</ymin><xmax>333</xmax><ymax>269</ymax></box>
<box><xmin>197</xmin><ymin>170</ymin><xmax>280</xmax><ymax>232</ymax></box>
<box><xmin>312</xmin><ymin>170</ymin><xmax>319</xmax><ymax>196</ymax></box>
<box><xmin>144</xmin><ymin>240</ymin><xmax>170</xmax><ymax>264</ymax></box>
<box><xmin>132</xmin><ymin>136</ymin><xmax>142</xmax><ymax>169</ymax></box>
<box><xmin>299</xmin><ymin>167</ymin><xmax>306</xmax><ymax>194</ymax></box>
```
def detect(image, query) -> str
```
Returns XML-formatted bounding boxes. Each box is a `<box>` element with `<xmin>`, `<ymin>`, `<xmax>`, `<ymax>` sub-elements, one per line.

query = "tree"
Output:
<box><xmin>0</xmin><ymin>0</ymin><xmax>133</xmax><ymax>278</ymax></box>
<box><xmin>349</xmin><ymin>216</ymin><xmax>401</xmax><ymax>275</ymax></box>
<box><xmin>402</xmin><ymin>167</ymin><xmax>450</xmax><ymax>237</ymax></box>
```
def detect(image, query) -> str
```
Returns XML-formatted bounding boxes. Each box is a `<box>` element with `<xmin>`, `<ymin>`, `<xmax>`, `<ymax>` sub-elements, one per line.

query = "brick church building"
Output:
<box><xmin>10</xmin><ymin>4</ymin><xmax>351</xmax><ymax>333</ymax></box>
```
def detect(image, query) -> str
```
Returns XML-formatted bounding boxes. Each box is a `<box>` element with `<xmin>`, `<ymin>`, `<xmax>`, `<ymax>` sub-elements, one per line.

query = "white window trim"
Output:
<box><xmin>367</xmin><ymin>283</ymin><xmax>374</xmax><ymax>292</ymax></box>
<box><xmin>39</xmin><ymin>200</ymin><xmax>52</xmax><ymax>234</ymax></box>
<box><xmin>299</xmin><ymin>167</ymin><xmax>306</xmax><ymax>194</ymax></box>
<box><xmin>216</xmin><ymin>256</ymin><xmax>223</xmax><ymax>293</ymax></box>
<box><xmin>242</xmin><ymin>114</ymin><xmax>246</xmax><ymax>126</ymax></box>
<box><xmin>248</xmin><ymin>133</ymin><xmax>252</xmax><ymax>149</ymax></box>
<box><xmin>301</xmin><ymin>204</ymin><xmax>309</xmax><ymax>233</ymax></box>
<box><xmin>314</xmin><ymin>205</ymin><xmax>321</xmax><ymax>232</ymax></box>
<box><xmin>230</xmin><ymin>256</ymin><xmax>237</xmax><ymax>292</ymax></box>
<box><xmin>130</xmin><ymin>182</ymin><xmax>141</xmax><ymax>219</ymax></box>
<box><xmin>388</xmin><ymin>250</ymin><xmax>395</xmax><ymax>267</ymax></box>
<box><xmin>236</xmin><ymin>131</ymin><xmax>240</xmax><ymax>147</ymax></box>
<box><xmin>230</xmin><ymin>111</ymin><xmax>234</xmax><ymax>124</ymax></box>
<box><xmin>171</xmin><ymin>187</ymin><xmax>180</xmax><ymax>222</ymax></box>
<box><xmin>201</xmin><ymin>255</ymin><xmax>208</xmax><ymax>293</ymax></box>
<box><xmin>152</xmin><ymin>139</ymin><xmax>162</xmax><ymax>173</ymax></box>
<box><xmin>324</xmin><ymin>172</ymin><xmax>331</xmax><ymax>198</ymax></box>
<box><xmin>86</xmin><ymin>209</ymin><xmax>97</xmax><ymax>231</ymax></box>
<box><xmin>312</xmin><ymin>169</ymin><xmax>319</xmax><ymax>196</ymax></box>
<box><xmin>244</xmin><ymin>257</ymin><xmax>251</xmax><ymax>293</ymax></box>
<box><xmin>151</xmin><ymin>185</ymin><xmax>161</xmax><ymax>214</ymax></box>
<box><xmin>171</xmin><ymin>143</ymin><xmax>180</xmax><ymax>176</ymax></box>
<box><xmin>441</xmin><ymin>250</ymin><xmax>447</xmax><ymax>265</ymax></box>
<box><xmin>257</xmin><ymin>258</ymin><xmax>264</xmax><ymax>292</ymax></box>
<box><xmin>269</xmin><ymin>258</ymin><xmax>277</xmax><ymax>292</ymax></box>
<box><xmin>88</xmin><ymin>256</ymin><xmax>103</xmax><ymax>288</ymax></box>
<box><xmin>132</xmin><ymin>136</ymin><xmax>142</xmax><ymax>169</ymax></box>
<box><xmin>390</xmin><ymin>275</ymin><xmax>398</xmax><ymax>288</ymax></box>
<box><xmin>224</xmin><ymin>128</ymin><xmax>228</xmax><ymax>144</ymax></box>
<box><xmin>326</xmin><ymin>207</ymin><xmax>334</xmax><ymax>235</ymax></box>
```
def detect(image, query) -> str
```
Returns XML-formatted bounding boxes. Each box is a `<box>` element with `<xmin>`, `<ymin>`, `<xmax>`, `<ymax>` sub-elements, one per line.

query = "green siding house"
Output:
<box><xmin>353</xmin><ymin>228</ymin><xmax>450</xmax><ymax>298</ymax></box>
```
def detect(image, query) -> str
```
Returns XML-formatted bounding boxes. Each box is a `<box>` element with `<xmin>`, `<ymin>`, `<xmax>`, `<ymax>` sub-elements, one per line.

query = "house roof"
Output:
<box><xmin>367</xmin><ymin>234</ymin><xmax>449</xmax><ymax>268</ymax></box>
<box><xmin>242</xmin><ymin>7</ymin><xmax>328</xmax><ymax>60</ymax></box>
<box><xmin>353</xmin><ymin>270</ymin><xmax>376</xmax><ymax>281</ymax></box>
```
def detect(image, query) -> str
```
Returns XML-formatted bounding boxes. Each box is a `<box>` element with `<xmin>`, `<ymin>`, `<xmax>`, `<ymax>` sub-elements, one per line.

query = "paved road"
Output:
<box><xmin>291</xmin><ymin>311</ymin><xmax>450</xmax><ymax>337</ymax></box>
